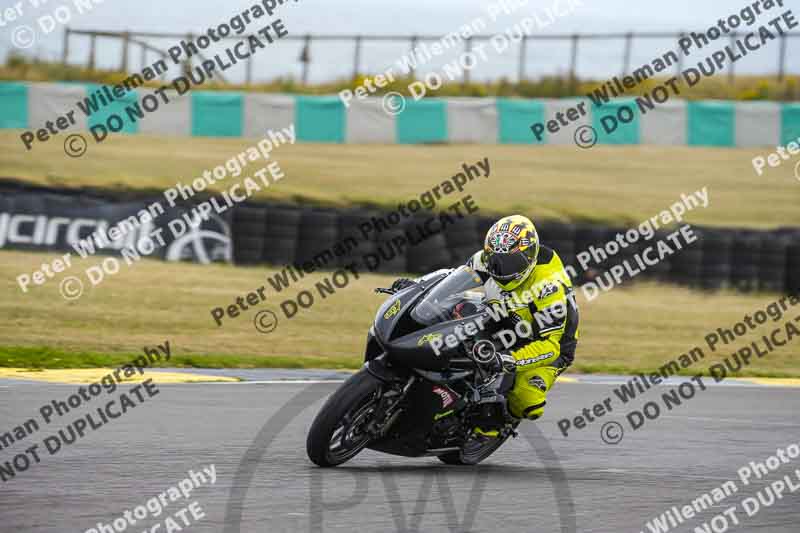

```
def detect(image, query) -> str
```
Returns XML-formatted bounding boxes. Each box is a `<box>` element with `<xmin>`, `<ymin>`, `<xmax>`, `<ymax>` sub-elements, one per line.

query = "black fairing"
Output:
<box><xmin>384</xmin><ymin>315</ymin><xmax>490</xmax><ymax>371</ymax></box>
<box><xmin>354</xmin><ymin>268</ymin><xmax>515</xmax><ymax>459</ymax></box>
<box><xmin>373</xmin><ymin>274</ymin><xmax>447</xmax><ymax>344</ymax></box>
<box><xmin>365</xmin><ymin>272</ymin><xmax>490</xmax><ymax>372</ymax></box>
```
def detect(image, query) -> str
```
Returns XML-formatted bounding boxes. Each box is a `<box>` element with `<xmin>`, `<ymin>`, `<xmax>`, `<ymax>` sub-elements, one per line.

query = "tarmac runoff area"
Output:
<box><xmin>0</xmin><ymin>369</ymin><xmax>798</xmax><ymax>532</ymax></box>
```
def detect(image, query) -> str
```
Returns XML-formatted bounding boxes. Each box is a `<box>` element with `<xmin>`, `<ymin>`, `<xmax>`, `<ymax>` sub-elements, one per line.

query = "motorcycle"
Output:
<box><xmin>306</xmin><ymin>265</ymin><xmax>519</xmax><ymax>467</ymax></box>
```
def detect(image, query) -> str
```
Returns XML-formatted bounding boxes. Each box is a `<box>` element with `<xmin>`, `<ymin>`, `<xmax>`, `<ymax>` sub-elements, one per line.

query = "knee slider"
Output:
<box><xmin>522</xmin><ymin>401</ymin><xmax>546</xmax><ymax>420</ymax></box>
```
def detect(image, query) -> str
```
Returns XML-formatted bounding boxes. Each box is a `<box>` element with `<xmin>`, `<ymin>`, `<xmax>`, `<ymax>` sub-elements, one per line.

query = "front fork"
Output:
<box><xmin>366</xmin><ymin>374</ymin><xmax>416</xmax><ymax>438</ymax></box>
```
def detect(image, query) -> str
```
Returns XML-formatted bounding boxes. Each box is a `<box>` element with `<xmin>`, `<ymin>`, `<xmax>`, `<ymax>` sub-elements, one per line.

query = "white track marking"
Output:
<box><xmin>661</xmin><ymin>415</ymin><xmax>797</xmax><ymax>427</ymax></box>
<box><xmin>204</xmin><ymin>379</ymin><xmax>346</xmax><ymax>385</ymax></box>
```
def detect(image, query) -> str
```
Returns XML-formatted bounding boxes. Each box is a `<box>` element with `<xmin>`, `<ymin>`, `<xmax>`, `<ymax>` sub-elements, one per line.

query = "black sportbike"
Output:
<box><xmin>307</xmin><ymin>266</ymin><xmax>520</xmax><ymax>467</ymax></box>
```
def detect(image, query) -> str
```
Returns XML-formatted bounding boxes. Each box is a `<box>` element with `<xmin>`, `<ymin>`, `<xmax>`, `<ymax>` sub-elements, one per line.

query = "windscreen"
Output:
<box><xmin>410</xmin><ymin>266</ymin><xmax>486</xmax><ymax>326</ymax></box>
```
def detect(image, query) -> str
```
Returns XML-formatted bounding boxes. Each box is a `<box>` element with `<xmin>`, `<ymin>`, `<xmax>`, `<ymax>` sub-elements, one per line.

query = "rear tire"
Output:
<box><xmin>436</xmin><ymin>433</ymin><xmax>511</xmax><ymax>466</ymax></box>
<box><xmin>307</xmin><ymin>370</ymin><xmax>382</xmax><ymax>467</ymax></box>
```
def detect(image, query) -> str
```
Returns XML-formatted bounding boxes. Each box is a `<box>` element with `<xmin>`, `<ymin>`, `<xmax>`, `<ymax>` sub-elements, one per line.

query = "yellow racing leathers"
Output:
<box><xmin>468</xmin><ymin>245</ymin><xmax>579</xmax><ymax>420</ymax></box>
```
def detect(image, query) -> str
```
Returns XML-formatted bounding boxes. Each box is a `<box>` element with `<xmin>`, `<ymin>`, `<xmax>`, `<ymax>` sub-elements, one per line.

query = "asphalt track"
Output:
<box><xmin>1</xmin><ymin>371</ymin><xmax>798</xmax><ymax>533</ymax></box>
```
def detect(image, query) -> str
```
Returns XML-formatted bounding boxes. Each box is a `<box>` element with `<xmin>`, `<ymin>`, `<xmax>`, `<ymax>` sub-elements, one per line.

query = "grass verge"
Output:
<box><xmin>2</xmin><ymin>250</ymin><xmax>798</xmax><ymax>377</ymax></box>
<box><xmin>2</xmin><ymin>132</ymin><xmax>799</xmax><ymax>228</ymax></box>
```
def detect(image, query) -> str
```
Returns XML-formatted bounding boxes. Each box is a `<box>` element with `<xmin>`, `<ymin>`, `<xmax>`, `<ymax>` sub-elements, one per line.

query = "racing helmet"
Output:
<box><xmin>482</xmin><ymin>215</ymin><xmax>540</xmax><ymax>291</ymax></box>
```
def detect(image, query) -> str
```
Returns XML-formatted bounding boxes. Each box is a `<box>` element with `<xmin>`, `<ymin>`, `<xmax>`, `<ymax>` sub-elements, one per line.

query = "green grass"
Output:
<box><xmin>2</xmin><ymin>132</ymin><xmax>798</xmax><ymax>228</ymax></box>
<box><xmin>4</xmin><ymin>347</ymin><xmax>799</xmax><ymax>379</ymax></box>
<box><xmin>0</xmin><ymin>346</ymin><xmax>360</xmax><ymax>370</ymax></box>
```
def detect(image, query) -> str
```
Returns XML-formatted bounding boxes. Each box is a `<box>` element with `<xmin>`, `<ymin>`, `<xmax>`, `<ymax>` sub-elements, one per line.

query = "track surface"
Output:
<box><xmin>1</xmin><ymin>374</ymin><xmax>798</xmax><ymax>533</ymax></box>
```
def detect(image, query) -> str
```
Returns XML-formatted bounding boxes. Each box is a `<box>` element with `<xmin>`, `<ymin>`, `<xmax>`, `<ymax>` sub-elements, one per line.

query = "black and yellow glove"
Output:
<box><xmin>390</xmin><ymin>278</ymin><xmax>417</xmax><ymax>292</ymax></box>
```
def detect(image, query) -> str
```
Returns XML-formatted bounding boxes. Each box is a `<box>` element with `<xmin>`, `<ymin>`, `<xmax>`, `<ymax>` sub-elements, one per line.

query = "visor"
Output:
<box><xmin>486</xmin><ymin>252</ymin><xmax>531</xmax><ymax>281</ymax></box>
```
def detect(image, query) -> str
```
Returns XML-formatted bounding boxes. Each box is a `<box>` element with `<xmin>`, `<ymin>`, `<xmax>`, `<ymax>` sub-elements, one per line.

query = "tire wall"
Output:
<box><xmin>3</xmin><ymin>179</ymin><xmax>794</xmax><ymax>294</ymax></box>
<box><xmin>232</xmin><ymin>201</ymin><xmax>799</xmax><ymax>295</ymax></box>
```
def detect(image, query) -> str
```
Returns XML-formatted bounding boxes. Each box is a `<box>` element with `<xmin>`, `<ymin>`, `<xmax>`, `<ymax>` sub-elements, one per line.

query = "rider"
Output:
<box><xmin>393</xmin><ymin>215</ymin><xmax>579</xmax><ymax>435</ymax></box>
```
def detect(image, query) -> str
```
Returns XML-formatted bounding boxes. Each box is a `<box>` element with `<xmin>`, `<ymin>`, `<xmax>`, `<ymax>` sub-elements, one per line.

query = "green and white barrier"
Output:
<box><xmin>2</xmin><ymin>81</ymin><xmax>799</xmax><ymax>147</ymax></box>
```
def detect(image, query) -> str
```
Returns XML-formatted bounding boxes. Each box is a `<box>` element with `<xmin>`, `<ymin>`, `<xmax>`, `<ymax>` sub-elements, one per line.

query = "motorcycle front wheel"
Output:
<box><xmin>306</xmin><ymin>369</ymin><xmax>382</xmax><ymax>467</ymax></box>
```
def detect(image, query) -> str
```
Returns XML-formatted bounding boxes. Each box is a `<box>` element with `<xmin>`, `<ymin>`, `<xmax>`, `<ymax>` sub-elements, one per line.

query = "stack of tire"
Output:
<box><xmin>572</xmin><ymin>225</ymin><xmax>609</xmax><ymax>285</ymax></box>
<box><xmin>538</xmin><ymin>221</ymin><xmax>576</xmax><ymax>280</ymax></box>
<box><xmin>773</xmin><ymin>228</ymin><xmax>800</xmax><ymax>294</ymax></box>
<box><xmin>443</xmin><ymin>215</ymin><xmax>481</xmax><ymax>266</ymax></box>
<box><xmin>405</xmin><ymin>213</ymin><xmax>451</xmax><ymax>274</ymax></box>
<box><xmin>294</xmin><ymin>209</ymin><xmax>341</xmax><ymax>270</ymax></box>
<box><xmin>231</xmin><ymin>204</ymin><xmax>269</xmax><ymax>265</ymax></box>
<box><xmin>638</xmin><ymin>230</ymin><xmax>674</xmax><ymax>282</ymax></box>
<box><xmin>670</xmin><ymin>228</ymin><xmax>704</xmax><ymax>288</ymax></box>
<box><xmin>336</xmin><ymin>210</ymin><xmax>378</xmax><ymax>272</ymax></box>
<box><xmin>605</xmin><ymin>226</ymin><xmax>649</xmax><ymax>280</ymax></box>
<box><xmin>759</xmin><ymin>233</ymin><xmax>789</xmax><ymax>293</ymax></box>
<box><xmin>229</xmin><ymin>204</ymin><xmax>800</xmax><ymax>295</ymax></box>
<box><xmin>789</xmin><ymin>239</ymin><xmax>800</xmax><ymax>294</ymax></box>
<box><xmin>475</xmin><ymin>217</ymin><xmax>496</xmax><ymax>245</ymax></box>
<box><xmin>730</xmin><ymin>231</ymin><xmax>761</xmax><ymax>292</ymax></box>
<box><xmin>698</xmin><ymin>228</ymin><xmax>733</xmax><ymax>290</ymax></box>
<box><xmin>262</xmin><ymin>205</ymin><xmax>302</xmax><ymax>266</ymax></box>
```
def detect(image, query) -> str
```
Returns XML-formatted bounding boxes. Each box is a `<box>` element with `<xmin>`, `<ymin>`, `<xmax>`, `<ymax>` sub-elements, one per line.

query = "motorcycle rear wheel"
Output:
<box><xmin>437</xmin><ymin>433</ymin><xmax>511</xmax><ymax>465</ymax></box>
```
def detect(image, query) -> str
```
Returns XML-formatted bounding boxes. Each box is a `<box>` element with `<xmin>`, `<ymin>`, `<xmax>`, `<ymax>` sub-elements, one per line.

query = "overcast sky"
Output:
<box><xmin>1</xmin><ymin>0</ymin><xmax>795</xmax><ymax>83</ymax></box>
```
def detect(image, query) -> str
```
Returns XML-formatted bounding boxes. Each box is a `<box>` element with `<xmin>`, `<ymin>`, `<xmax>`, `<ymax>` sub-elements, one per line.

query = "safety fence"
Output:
<box><xmin>60</xmin><ymin>28</ymin><xmax>799</xmax><ymax>86</ymax></box>
<box><xmin>1</xmin><ymin>180</ymin><xmax>798</xmax><ymax>294</ymax></box>
<box><xmin>3</xmin><ymin>82</ymin><xmax>800</xmax><ymax>146</ymax></box>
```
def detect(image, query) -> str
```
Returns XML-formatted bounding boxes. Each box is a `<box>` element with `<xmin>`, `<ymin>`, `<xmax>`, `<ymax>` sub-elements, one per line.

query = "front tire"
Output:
<box><xmin>307</xmin><ymin>370</ymin><xmax>382</xmax><ymax>467</ymax></box>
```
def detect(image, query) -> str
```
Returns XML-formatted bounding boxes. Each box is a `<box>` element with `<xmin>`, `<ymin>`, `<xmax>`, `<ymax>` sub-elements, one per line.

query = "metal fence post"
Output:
<box><xmin>88</xmin><ymin>33</ymin><xmax>96</xmax><ymax>71</ymax></box>
<box><xmin>353</xmin><ymin>35</ymin><xmax>362</xmax><ymax>80</ymax></box>
<box><xmin>53</xmin><ymin>29</ymin><xmax>800</xmax><ymax>94</ymax></box>
<box><xmin>159</xmin><ymin>53</ymin><xmax>168</xmax><ymax>80</ymax></box>
<box><xmin>246</xmin><ymin>50</ymin><xmax>253</xmax><ymax>86</ymax></box>
<box><xmin>62</xmin><ymin>27</ymin><xmax>70</xmax><ymax>66</ymax></box>
<box><xmin>464</xmin><ymin>37</ymin><xmax>472</xmax><ymax>86</ymax></box>
<box><xmin>778</xmin><ymin>34</ymin><xmax>787</xmax><ymax>82</ymax></box>
<box><xmin>121</xmin><ymin>31</ymin><xmax>130</xmax><ymax>72</ymax></box>
<box><xmin>622</xmin><ymin>32</ymin><xmax>633</xmax><ymax>78</ymax></box>
<box><xmin>409</xmin><ymin>35</ymin><xmax>418</xmax><ymax>79</ymax></box>
<box><xmin>300</xmin><ymin>34</ymin><xmax>311</xmax><ymax>85</ymax></box>
<box><xmin>183</xmin><ymin>33</ymin><xmax>193</xmax><ymax>76</ymax></box>
<box><xmin>569</xmin><ymin>34</ymin><xmax>579</xmax><ymax>94</ymax></box>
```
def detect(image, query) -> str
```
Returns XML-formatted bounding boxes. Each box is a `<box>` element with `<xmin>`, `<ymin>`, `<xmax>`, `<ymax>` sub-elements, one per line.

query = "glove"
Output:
<box><xmin>390</xmin><ymin>278</ymin><xmax>416</xmax><ymax>292</ymax></box>
<box><xmin>498</xmin><ymin>353</ymin><xmax>517</xmax><ymax>373</ymax></box>
<box><xmin>471</xmin><ymin>340</ymin><xmax>516</xmax><ymax>373</ymax></box>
